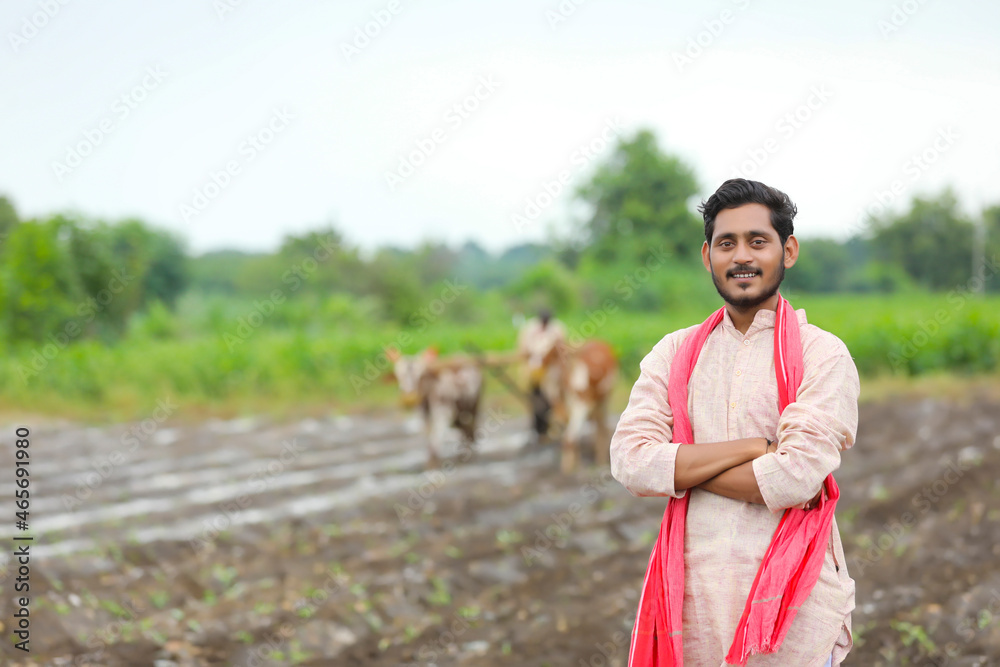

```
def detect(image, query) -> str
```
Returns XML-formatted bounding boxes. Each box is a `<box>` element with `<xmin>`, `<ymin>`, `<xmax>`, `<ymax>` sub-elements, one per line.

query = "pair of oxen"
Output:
<box><xmin>388</xmin><ymin>340</ymin><xmax>617</xmax><ymax>473</ymax></box>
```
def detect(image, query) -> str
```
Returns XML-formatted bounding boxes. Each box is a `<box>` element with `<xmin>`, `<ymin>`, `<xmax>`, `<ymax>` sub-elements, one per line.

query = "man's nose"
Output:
<box><xmin>733</xmin><ymin>241</ymin><xmax>753</xmax><ymax>264</ymax></box>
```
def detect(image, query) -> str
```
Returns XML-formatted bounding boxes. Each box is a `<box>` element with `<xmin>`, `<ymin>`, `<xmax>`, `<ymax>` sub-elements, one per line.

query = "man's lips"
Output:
<box><xmin>728</xmin><ymin>270</ymin><xmax>760</xmax><ymax>281</ymax></box>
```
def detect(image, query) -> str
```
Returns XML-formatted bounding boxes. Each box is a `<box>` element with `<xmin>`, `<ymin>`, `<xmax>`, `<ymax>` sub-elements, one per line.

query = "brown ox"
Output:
<box><xmin>529</xmin><ymin>340</ymin><xmax>618</xmax><ymax>473</ymax></box>
<box><xmin>387</xmin><ymin>348</ymin><xmax>483</xmax><ymax>468</ymax></box>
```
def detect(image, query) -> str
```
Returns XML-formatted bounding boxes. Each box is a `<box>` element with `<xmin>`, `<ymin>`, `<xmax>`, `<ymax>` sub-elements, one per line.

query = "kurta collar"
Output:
<box><xmin>719</xmin><ymin>305</ymin><xmax>808</xmax><ymax>340</ymax></box>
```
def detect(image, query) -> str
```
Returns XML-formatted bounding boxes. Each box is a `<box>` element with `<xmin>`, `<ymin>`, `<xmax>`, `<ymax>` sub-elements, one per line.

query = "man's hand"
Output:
<box><xmin>803</xmin><ymin>485</ymin><xmax>824</xmax><ymax>510</ymax></box>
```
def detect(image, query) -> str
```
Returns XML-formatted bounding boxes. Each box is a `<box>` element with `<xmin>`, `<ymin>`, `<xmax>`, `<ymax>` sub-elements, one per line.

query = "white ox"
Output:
<box><xmin>387</xmin><ymin>348</ymin><xmax>483</xmax><ymax>468</ymax></box>
<box><xmin>528</xmin><ymin>339</ymin><xmax>619</xmax><ymax>473</ymax></box>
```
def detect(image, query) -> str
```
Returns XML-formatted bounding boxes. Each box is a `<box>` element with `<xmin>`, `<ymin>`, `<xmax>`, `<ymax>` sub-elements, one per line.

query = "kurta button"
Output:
<box><xmin>743</xmin><ymin>339</ymin><xmax>750</xmax><ymax>346</ymax></box>
<box><xmin>730</xmin><ymin>402</ymin><xmax>736</xmax><ymax>408</ymax></box>
<box><xmin>736</xmin><ymin>370</ymin><xmax>742</xmax><ymax>376</ymax></box>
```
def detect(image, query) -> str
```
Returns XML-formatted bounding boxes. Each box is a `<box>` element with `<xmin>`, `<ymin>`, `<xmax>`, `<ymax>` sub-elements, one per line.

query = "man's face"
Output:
<box><xmin>701</xmin><ymin>203</ymin><xmax>798</xmax><ymax>310</ymax></box>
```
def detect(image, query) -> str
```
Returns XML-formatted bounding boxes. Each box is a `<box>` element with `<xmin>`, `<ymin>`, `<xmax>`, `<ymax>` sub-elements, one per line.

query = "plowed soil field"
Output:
<box><xmin>1</xmin><ymin>390</ymin><xmax>999</xmax><ymax>666</ymax></box>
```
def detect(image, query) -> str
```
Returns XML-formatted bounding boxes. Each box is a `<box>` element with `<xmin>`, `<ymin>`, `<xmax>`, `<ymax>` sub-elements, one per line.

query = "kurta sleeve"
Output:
<box><xmin>752</xmin><ymin>343</ymin><xmax>860</xmax><ymax>513</ymax></box>
<box><xmin>610</xmin><ymin>337</ymin><xmax>686</xmax><ymax>498</ymax></box>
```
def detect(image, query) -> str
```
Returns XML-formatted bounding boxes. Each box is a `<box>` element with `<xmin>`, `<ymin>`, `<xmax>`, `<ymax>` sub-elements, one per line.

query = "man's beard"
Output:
<box><xmin>710</xmin><ymin>261</ymin><xmax>785</xmax><ymax>311</ymax></box>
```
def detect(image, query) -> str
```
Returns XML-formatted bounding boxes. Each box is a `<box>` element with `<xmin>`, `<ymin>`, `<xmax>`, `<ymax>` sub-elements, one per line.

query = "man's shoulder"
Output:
<box><xmin>799</xmin><ymin>319</ymin><xmax>852</xmax><ymax>361</ymax></box>
<box><xmin>648</xmin><ymin>323</ymin><xmax>702</xmax><ymax>361</ymax></box>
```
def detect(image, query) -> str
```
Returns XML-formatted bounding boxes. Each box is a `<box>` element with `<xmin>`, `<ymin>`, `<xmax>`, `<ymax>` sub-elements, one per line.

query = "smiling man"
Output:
<box><xmin>611</xmin><ymin>179</ymin><xmax>859</xmax><ymax>666</ymax></box>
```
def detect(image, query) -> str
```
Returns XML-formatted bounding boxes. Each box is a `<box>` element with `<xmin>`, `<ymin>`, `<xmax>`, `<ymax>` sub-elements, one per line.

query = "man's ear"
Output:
<box><xmin>701</xmin><ymin>241</ymin><xmax>712</xmax><ymax>272</ymax></box>
<box><xmin>783</xmin><ymin>235</ymin><xmax>799</xmax><ymax>269</ymax></box>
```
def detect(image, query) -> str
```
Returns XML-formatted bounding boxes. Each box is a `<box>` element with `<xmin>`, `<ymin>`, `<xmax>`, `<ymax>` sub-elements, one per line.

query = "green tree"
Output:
<box><xmin>277</xmin><ymin>227</ymin><xmax>366</xmax><ymax>296</ymax></box>
<box><xmin>0</xmin><ymin>213</ymin><xmax>190</xmax><ymax>345</ymax></box>
<box><xmin>870</xmin><ymin>190</ymin><xmax>975</xmax><ymax>290</ymax></box>
<box><xmin>504</xmin><ymin>259</ymin><xmax>580</xmax><ymax>314</ymax></box>
<box><xmin>454</xmin><ymin>241</ymin><xmax>494</xmax><ymax>289</ymax></box>
<box><xmin>410</xmin><ymin>242</ymin><xmax>458</xmax><ymax>287</ymax></box>
<box><xmin>0</xmin><ymin>195</ymin><xmax>18</xmax><ymax>241</ymax></box>
<box><xmin>784</xmin><ymin>238</ymin><xmax>852</xmax><ymax>293</ymax></box>
<box><xmin>142</xmin><ymin>230</ymin><xmax>188</xmax><ymax>307</ymax></box>
<box><xmin>366</xmin><ymin>248</ymin><xmax>426</xmax><ymax>324</ymax></box>
<box><xmin>65</xmin><ymin>217</ymin><xmax>125</xmax><ymax>337</ymax></box>
<box><xmin>108</xmin><ymin>219</ymin><xmax>188</xmax><ymax>309</ymax></box>
<box><xmin>575</xmin><ymin>128</ymin><xmax>702</xmax><ymax>263</ymax></box>
<box><xmin>0</xmin><ymin>218</ymin><xmax>81</xmax><ymax>344</ymax></box>
<box><xmin>456</xmin><ymin>242</ymin><xmax>554</xmax><ymax>290</ymax></box>
<box><xmin>834</xmin><ymin>234</ymin><xmax>915</xmax><ymax>293</ymax></box>
<box><xmin>189</xmin><ymin>250</ymin><xmax>264</xmax><ymax>294</ymax></box>
<box><xmin>981</xmin><ymin>204</ymin><xmax>1000</xmax><ymax>292</ymax></box>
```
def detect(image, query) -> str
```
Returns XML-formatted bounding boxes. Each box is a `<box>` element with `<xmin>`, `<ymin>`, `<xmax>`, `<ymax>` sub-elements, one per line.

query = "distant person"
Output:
<box><xmin>517</xmin><ymin>308</ymin><xmax>567</xmax><ymax>442</ymax></box>
<box><xmin>611</xmin><ymin>179</ymin><xmax>858</xmax><ymax>666</ymax></box>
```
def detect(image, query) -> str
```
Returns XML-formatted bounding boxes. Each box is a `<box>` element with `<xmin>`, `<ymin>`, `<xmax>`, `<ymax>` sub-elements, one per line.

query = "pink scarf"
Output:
<box><xmin>628</xmin><ymin>295</ymin><xmax>840</xmax><ymax>666</ymax></box>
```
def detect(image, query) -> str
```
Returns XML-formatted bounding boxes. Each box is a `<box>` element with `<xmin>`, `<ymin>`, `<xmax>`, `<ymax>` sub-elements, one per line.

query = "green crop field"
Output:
<box><xmin>2</xmin><ymin>291</ymin><xmax>998</xmax><ymax>423</ymax></box>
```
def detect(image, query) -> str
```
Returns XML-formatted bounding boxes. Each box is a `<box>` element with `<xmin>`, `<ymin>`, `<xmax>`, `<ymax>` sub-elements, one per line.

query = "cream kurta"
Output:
<box><xmin>610</xmin><ymin>307</ymin><xmax>859</xmax><ymax>667</ymax></box>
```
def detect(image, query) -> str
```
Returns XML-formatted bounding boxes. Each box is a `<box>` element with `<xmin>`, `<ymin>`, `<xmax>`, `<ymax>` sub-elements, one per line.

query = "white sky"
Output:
<box><xmin>1</xmin><ymin>0</ymin><xmax>998</xmax><ymax>254</ymax></box>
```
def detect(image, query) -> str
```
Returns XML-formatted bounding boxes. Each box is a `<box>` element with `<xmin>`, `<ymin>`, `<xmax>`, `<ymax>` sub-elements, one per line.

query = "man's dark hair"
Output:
<box><xmin>698</xmin><ymin>178</ymin><xmax>797</xmax><ymax>245</ymax></box>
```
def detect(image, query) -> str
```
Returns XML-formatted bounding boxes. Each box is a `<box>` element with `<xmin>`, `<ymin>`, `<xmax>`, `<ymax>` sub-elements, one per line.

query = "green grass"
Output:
<box><xmin>1</xmin><ymin>292</ymin><xmax>999</xmax><ymax>422</ymax></box>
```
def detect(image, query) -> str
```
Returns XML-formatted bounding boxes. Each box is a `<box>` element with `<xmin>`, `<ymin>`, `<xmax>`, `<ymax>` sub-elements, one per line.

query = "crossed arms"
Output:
<box><xmin>609</xmin><ymin>337</ymin><xmax>859</xmax><ymax>513</ymax></box>
<box><xmin>674</xmin><ymin>438</ymin><xmax>775</xmax><ymax>505</ymax></box>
